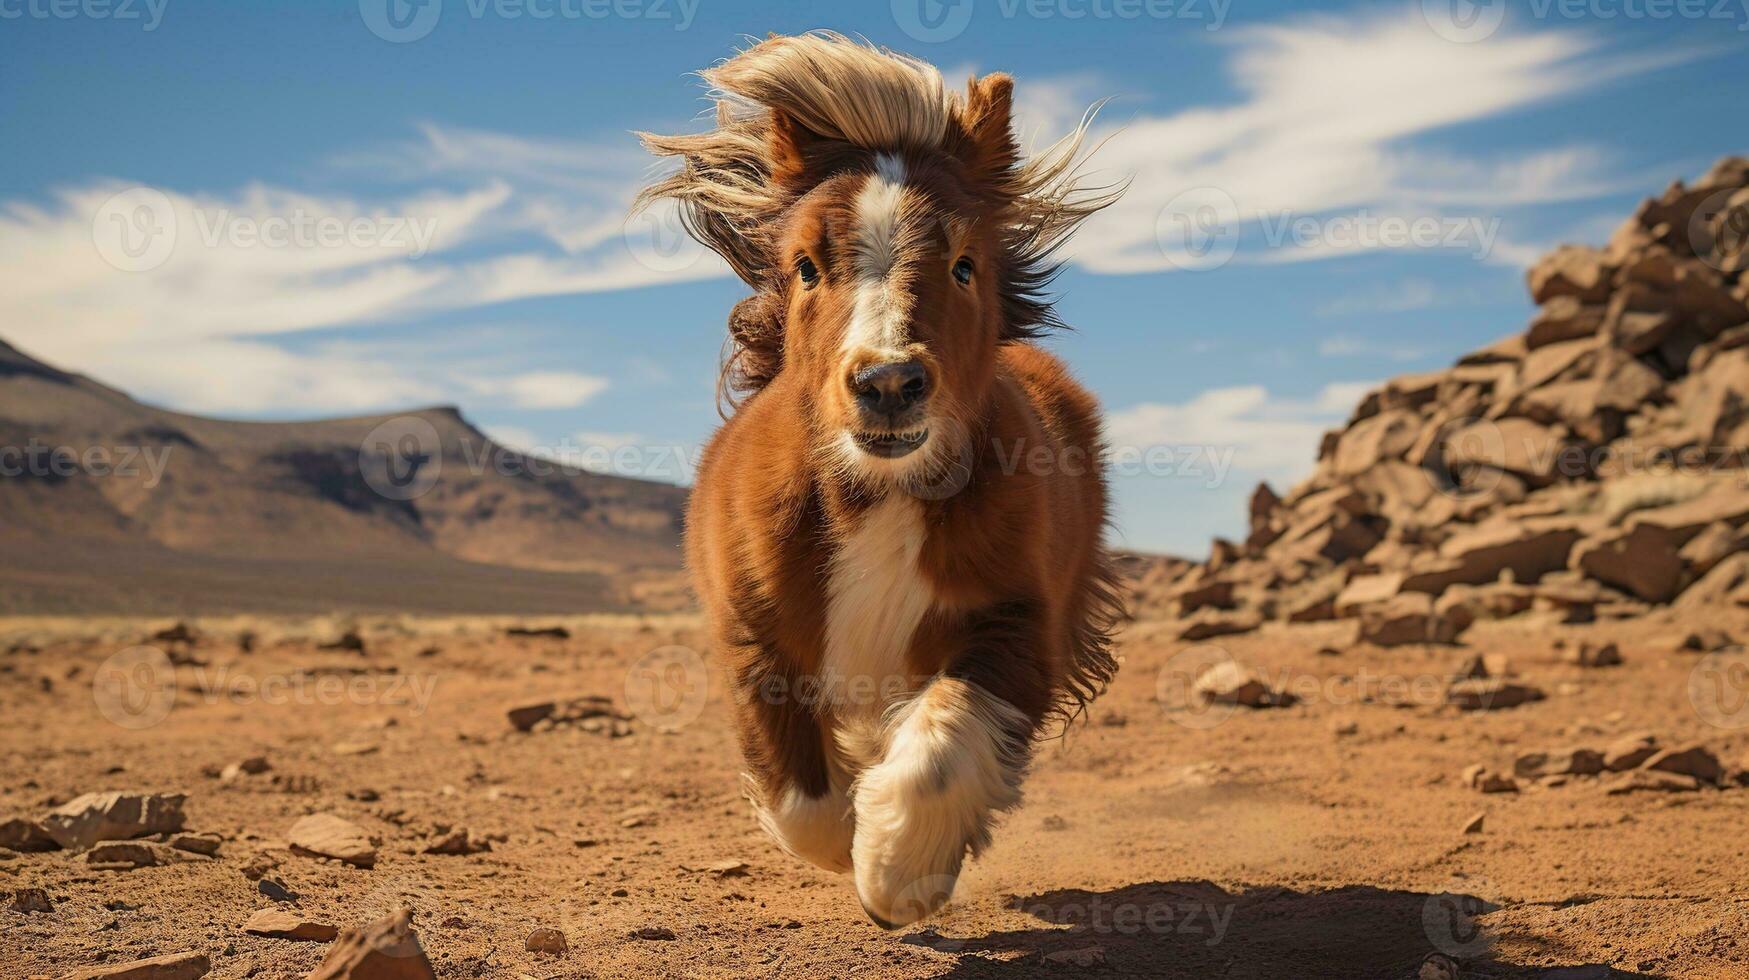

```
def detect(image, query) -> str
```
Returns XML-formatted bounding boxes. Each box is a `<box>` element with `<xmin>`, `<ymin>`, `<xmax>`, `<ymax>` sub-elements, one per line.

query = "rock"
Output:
<box><xmin>1673</xmin><ymin>629</ymin><xmax>1736</xmax><ymax>653</ymax></box>
<box><xmin>1463</xmin><ymin>764</ymin><xmax>1518</xmax><ymax>793</ymax></box>
<box><xmin>631</xmin><ymin>926</ymin><xmax>678</xmax><ymax>941</ymax></box>
<box><xmin>423</xmin><ymin>827</ymin><xmax>491</xmax><ymax>856</ymax></box>
<box><xmin>1514</xmin><ymin>748</ymin><xmax>1605</xmax><ymax>778</ymax></box>
<box><xmin>86</xmin><ymin>840</ymin><xmax>188</xmax><ymax>870</ymax></box>
<box><xmin>1572</xmin><ymin>524</ymin><xmax>1686</xmax><ymax>603</ymax></box>
<box><xmin>1607</xmin><ymin>770</ymin><xmax>1701</xmax><ymax>795</ymax></box>
<box><xmin>1430</xmin><ymin>522</ymin><xmax>1583</xmax><ymax>591</ymax></box>
<box><xmin>258</xmin><ymin>877</ymin><xmax>299</xmax><ymax>903</ymax></box>
<box><xmin>525</xmin><ymin>927</ymin><xmax>568</xmax><ymax>954</ymax></box>
<box><xmin>1529</xmin><ymin>245</ymin><xmax>1613</xmax><ymax>304</ymax></box>
<box><xmin>307</xmin><ymin>908</ymin><xmax>436</xmax><ymax>980</ymax></box>
<box><xmin>1565</xmin><ymin>642</ymin><xmax>1622</xmax><ymax>668</ymax></box>
<box><xmin>1441</xmin><ymin>418</ymin><xmax>1570</xmax><ymax>486</ymax></box>
<box><xmin>1359</xmin><ymin>593</ymin><xmax>1464</xmax><ymax>646</ymax></box>
<box><xmin>506</xmin><ymin>625</ymin><xmax>571</xmax><ymax>639</ymax></box>
<box><xmin>1678</xmin><ymin>554</ymin><xmax>1749</xmax><ymax>607</ymax></box>
<box><xmin>1419</xmin><ymin>952</ymin><xmax>1461</xmax><ymax>980</ymax></box>
<box><xmin>1643</xmin><ymin>745</ymin><xmax>1725</xmax><ymax>785</ymax></box>
<box><xmin>1603</xmin><ymin>733</ymin><xmax>1661</xmax><ymax>772</ymax></box>
<box><xmin>1461</xmin><ymin>813</ymin><xmax>1485</xmax><ymax>834</ymax></box>
<box><xmin>1331</xmin><ymin>719</ymin><xmax>1359</xmax><ymax>737</ymax></box>
<box><xmin>9</xmin><ymin>886</ymin><xmax>53</xmax><ymax>913</ymax></box>
<box><xmin>507</xmin><ymin>702</ymin><xmax>557</xmax><ymax>732</ymax></box>
<box><xmin>1447</xmin><ymin>679</ymin><xmax>1546</xmax><ymax>711</ymax></box>
<box><xmin>287</xmin><ymin>814</ymin><xmax>377</xmax><ymax>868</ymax></box>
<box><xmin>170</xmin><ymin>832</ymin><xmax>223</xmax><ymax>857</ymax></box>
<box><xmin>221</xmin><ymin>756</ymin><xmax>272</xmax><ymax>780</ymax></box>
<box><xmin>1627</xmin><ymin>491</ymin><xmax>1749</xmax><ymax>543</ymax></box>
<box><xmin>1177</xmin><ymin>609</ymin><xmax>1261</xmax><ymax>642</ymax></box>
<box><xmin>41</xmin><ymin>792</ymin><xmax>187</xmax><ymax>851</ymax></box>
<box><xmin>244</xmin><ymin>907</ymin><xmax>340</xmax><ymax>942</ymax></box>
<box><xmin>62</xmin><ymin>953</ymin><xmax>210</xmax><ymax>980</ymax></box>
<box><xmin>1173</xmin><ymin>578</ymin><xmax>1236</xmax><ymax>614</ymax></box>
<box><xmin>1680</xmin><ymin>521</ymin><xmax>1745</xmax><ymax>577</ymax></box>
<box><xmin>1193</xmin><ymin>661</ymin><xmax>1292</xmax><ymax>708</ymax></box>
<box><xmin>1526</xmin><ymin>296</ymin><xmax>1605</xmax><ymax>349</ymax></box>
<box><xmin>0</xmin><ymin>817</ymin><xmax>59</xmax><ymax>852</ymax></box>
<box><xmin>680</xmin><ymin>859</ymin><xmax>751</xmax><ymax>877</ymax></box>
<box><xmin>1334</xmin><ymin>574</ymin><xmax>1405</xmax><ymax>617</ymax></box>
<box><xmin>319</xmin><ymin>630</ymin><xmax>367</xmax><ymax>653</ymax></box>
<box><xmin>1436</xmin><ymin>582</ymin><xmax>1535</xmax><ymax>624</ymax></box>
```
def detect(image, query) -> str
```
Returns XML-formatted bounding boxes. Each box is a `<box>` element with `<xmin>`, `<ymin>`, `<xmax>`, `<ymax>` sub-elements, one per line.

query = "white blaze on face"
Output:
<box><xmin>843</xmin><ymin>154</ymin><xmax>913</xmax><ymax>359</ymax></box>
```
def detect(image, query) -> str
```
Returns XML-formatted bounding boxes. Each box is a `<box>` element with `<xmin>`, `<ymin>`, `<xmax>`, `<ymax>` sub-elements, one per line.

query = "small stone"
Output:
<box><xmin>508</xmin><ymin>702</ymin><xmax>557</xmax><ymax>732</ymax></box>
<box><xmin>257</xmin><ymin>877</ymin><xmax>299</xmax><ymax>903</ymax></box>
<box><xmin>423</xmin><ymin>827</ymin><xmax>491</xmax><ymax>856</ymax></box>
<box><xmin>1607</xmin><ymin>770</ymin><xmax>1701</xmax><ymax>794</ymax></box>
<box><xmin>1331</xmin><ymin>719</ymin><xmax>1360</xmax><ymax>737</ymax></box>
<box><xmin>1566</xmin><ymin>642</ymin><xmax>1622</xmax><ymax>668</ymax></box>
<box><xmin>331</xmin><ymin>742</ymin><xmax>379</xmax><ymax>758</ymax></box>
<box><xmin>9</xmin><ymin>886</ymin><xmax>53</xmax><ymax>914</ymax></box>
<box><xmin>1447</xmin><ymin>679</ymin><xmax>1545</xmax><ymax>712</ymax></box>
<box><xmin>679</xmin><ymin>859</ymin><xmax>748</xmax><ymax>877</ymax></box>
<box><xmin>1461</xmin><ymin>813</ymin><xmax>1485</xmax><ymax>834</ymax></box>
<box><xmin>1041</xmin><ymin>815</ymin><xmax>1069</xmax><ymax>832</ymax></box>
<box><xmin>1514</xmin><ymin>748</ymin><xmax>1605</xmax><ymax>778</ymax></box>
<box><xmin>1419</xmin><ymin>952</ymin><xmax>1461</xmax><ymax>980</ymax></box>
<box><xmin>62</xmin><ymin>952</ymin><xmax>210</xmax><ymax>980</ymax></box>
<box><xmin>1193</xmin><ymin>661</ymin><xmax>1294</xmax><ymax>708</ymax></box>
<box><xmin>170</xmin><ymin>833</ymin><xmax>222</xmax><ymax>857</ymax></box>
<box><xmin>1602</xmin><ymin>733</ymin><xmax>1661</xmax><ymax>772</ymax></box>
<box><xmin>41</xmin><ymin>792</ymin><xmax>187</xmax><ymax>850</ymax></box>
<box><xmin>287</xmin><ymin>814</ymin><xmax>377</xmax><ymax>868</ymax></box>
<box><xmin>1643</xmin><ymin>745</ymin><xmax>1725</xmax><ymax>784</ymax></box>
<box><xmin>1675</xmin><ymin>629</ymin><xmax>1736</xmax><ymax>653</ymax></box>
<box><xmin>526</xmin><ymin>927</ymin><xmax>568</xmax><ymax>954</ymax></box>
<box><xmin>306</xmin><ymin>908</ymin><xmax>435</xmax><ymax>980</ymax></box>
<box><xmin>243</xmin><ymin>907</ymin><xmax>339</xmax><ymax>942</ymax></box>
<box><xmin>0</xmin><ymin>817</ymin><xmax>59</xmax><ymax>853</ymax></box>
<box><xmin>86</xmin><ymin>840</ymin><xmax>186</xmax><ymax>869</ymax></box>
<box><xmin>241</xmin><ymin>852</ymin><xmax>281</xmax><ymax>881</ymax></box>
<box><xmin>1463</xmin><ymin>764</ymin><xmax>1518</xmax><ymax>794</ymax></box>
<box><xmin>630</xmin><ymin>926</ymin><xmax>677</xmax><ymax>941</ymax></box>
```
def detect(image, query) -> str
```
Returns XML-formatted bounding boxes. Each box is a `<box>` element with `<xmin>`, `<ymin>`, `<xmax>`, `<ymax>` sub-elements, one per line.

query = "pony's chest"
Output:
<box><xmin>820</xmin><ymin>495</ymin><xmax>934</xmax><ymax>715</ymax></box>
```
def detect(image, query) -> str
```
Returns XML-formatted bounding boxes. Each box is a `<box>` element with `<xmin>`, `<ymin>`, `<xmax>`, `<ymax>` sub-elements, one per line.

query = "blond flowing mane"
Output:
<box><xmin>634</xmin><ymin>32</ymin><xmax>1119</xmax><ymax>397</ymax></box>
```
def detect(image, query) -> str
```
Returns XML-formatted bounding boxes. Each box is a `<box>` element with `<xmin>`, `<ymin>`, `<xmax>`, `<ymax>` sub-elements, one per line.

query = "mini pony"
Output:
<box><xmin>636</xmin><ymin>33</ymin><xmax>1123</xmax><ymax>928</ymax></box>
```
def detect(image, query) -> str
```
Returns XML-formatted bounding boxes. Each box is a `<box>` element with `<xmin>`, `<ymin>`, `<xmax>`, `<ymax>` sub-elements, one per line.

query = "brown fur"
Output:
<box><xmin>637</xmin><ymin>34</ymin><xmax>1122</xmax><ymax>919</ymax></box>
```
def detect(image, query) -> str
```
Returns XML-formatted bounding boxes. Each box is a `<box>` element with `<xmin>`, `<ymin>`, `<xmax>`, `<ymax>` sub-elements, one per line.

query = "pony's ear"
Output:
<box><xmin>767</xmin><ymin>108</ymin><xmax>824</xmax><ymax>193</ymax></box>
<box><xmin>956</xmin><ymin>72</ymin><xmax>1018</xmax><ymax>184</ymax></box>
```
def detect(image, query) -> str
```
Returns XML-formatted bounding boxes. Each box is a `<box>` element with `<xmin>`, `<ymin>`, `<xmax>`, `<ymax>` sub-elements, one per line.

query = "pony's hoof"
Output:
<box><xmin>854</xmin><ymin>868</ymin><xmax>961</xmax><ymax>929</ymax></box>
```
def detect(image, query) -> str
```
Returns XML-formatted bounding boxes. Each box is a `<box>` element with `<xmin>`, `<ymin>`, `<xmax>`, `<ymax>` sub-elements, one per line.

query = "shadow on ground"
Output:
<box><xmin>903</xmin><ymin>880</ymin><xmax>1664</xmax><ymax>979</ymax></box>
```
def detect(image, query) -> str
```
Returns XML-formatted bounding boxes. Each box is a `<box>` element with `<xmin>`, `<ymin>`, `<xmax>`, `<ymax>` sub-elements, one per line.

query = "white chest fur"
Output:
<box><xmin>821</xmin><ymin>494</ymin><xmax>932</xmax><ymax>719</ymax></box>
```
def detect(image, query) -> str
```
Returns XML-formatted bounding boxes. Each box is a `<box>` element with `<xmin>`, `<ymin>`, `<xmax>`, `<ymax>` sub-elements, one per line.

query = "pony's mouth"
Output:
<box><xmin>852</xmin><ymin>428</ymin><xmax>929</xmax><ymax>459</ymax></box>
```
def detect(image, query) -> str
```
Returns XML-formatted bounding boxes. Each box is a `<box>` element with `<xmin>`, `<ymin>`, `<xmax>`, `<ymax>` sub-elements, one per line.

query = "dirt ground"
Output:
<box><xmin>3</xmin><ymin>608</ymin><xmax>1747</xmax><ymax>979</ymax></box>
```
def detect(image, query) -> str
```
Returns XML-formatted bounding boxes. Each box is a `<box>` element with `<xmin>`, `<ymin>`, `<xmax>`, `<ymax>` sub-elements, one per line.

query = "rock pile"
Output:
<box><xmin>1142</xmin><ymin>158</ymin><xmax>1749</xmax><ymax>641</ymax></box>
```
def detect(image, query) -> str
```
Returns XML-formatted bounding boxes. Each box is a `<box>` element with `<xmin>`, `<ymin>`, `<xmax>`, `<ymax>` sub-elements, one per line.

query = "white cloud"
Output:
<box><xmin>1063</xmin><ymin>13</ymin><xmax>1692</xmax><ymax>273</ymax></box>
<box><xmin>470</xmin><ymin>371</ymin><xmax>610</xmax><ymax>410</ymax></box>
<box><xmin>1106</xmin><ymin>381</ymin><xmax>1373</xmax><ymax>479</ymax></box>
<box><xmin>1316</xmin><ymin>334</ymin><xmax>1431</xmax><ymax>363</ymax></box>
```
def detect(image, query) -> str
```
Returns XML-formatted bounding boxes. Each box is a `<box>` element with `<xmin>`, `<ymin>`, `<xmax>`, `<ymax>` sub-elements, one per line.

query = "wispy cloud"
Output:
<box><xmin>1106</xmin><ymin>381</ymin><xmax>1372</xmax><ymax>479</ymax></box>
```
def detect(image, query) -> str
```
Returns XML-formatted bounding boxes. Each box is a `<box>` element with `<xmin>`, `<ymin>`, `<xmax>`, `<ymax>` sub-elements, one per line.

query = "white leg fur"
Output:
<box><xmin>849</xmin><ymin>678</ymin><xmax>1029</xmax><ymax>928</ymax></box>
<box><xmin>743</xmin><ymin>772</ymin><xmax>854</xmax><ymax>874</ymax></box>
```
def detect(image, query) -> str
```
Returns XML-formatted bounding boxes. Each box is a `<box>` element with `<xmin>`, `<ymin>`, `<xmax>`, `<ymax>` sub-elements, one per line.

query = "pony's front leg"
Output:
<box><xmin>850</xmin><ymin>610</ymin><xmax>1047</xmax><ymax>927</ymax></box>
<box><xmin>736</xmin><ymin>665</ymin><xmax>856</xmax><ymax>874</ymax></box>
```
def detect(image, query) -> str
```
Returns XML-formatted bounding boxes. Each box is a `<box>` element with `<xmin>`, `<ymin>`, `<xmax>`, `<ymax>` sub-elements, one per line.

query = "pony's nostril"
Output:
<box><xmin>853</xmin><ymin>361</ymin><xmax>931</xmax><ymax>413</ymax></box>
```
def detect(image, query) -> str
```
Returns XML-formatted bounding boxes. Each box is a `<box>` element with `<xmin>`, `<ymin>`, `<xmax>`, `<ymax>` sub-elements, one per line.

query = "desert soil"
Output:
<box><xmin>3</xmin><ymin>609</ymin><xmax>1747</xmax><ymax>979</ymax></box>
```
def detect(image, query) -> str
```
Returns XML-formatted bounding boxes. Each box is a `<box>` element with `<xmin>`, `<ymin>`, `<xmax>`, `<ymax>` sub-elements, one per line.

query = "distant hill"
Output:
<box><xmin>0</xmin><ymin>338</ymin><xmax>688</xmax><ymax>615</ymax></box>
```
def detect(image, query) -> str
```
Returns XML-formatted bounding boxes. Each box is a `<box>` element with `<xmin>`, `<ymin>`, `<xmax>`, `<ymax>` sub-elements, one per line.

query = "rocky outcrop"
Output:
<box><xmin>1142</xmin><ymin>158</ymin><xmax>1749</xmax><ymax>639</ymax></box>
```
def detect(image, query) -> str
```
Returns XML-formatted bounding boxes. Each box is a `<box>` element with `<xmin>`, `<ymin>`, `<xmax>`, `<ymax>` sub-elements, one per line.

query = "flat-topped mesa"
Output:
<box><xmin>1148</xmin><ymin>157</ymin><xmax>1749</xmax><ymax>640</ymax></box>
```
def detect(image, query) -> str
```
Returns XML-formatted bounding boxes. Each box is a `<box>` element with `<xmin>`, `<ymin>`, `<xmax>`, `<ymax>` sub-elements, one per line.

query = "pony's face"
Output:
<box><xmin>772</xmin><ymin>124</ymin><xmax>1013</xmax><ymax>483</ymax></box>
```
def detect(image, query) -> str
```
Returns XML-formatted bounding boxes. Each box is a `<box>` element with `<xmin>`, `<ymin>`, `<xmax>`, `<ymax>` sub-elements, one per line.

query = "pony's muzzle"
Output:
<box><xmin>851</xmin><ymin>359</ymin><xmax>932</xmax><ymax>420</ymax></box>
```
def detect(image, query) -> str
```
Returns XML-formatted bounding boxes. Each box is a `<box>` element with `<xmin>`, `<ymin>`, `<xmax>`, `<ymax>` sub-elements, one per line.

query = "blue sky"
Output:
<box><xmin>2</xmin><ymin>0</ymin><xmax>1746</xmax><ymax>555</ymax></box>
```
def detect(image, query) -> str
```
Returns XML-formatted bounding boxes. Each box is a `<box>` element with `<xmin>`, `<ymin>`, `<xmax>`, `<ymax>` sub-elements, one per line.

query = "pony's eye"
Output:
<box><xmin>796</xmin><ymin>256</ymin><xmax>820</xmax><ymax>288</ymax></box>
<box><xmin>952</xmin><ymin>256</ymin><xmax>974</xmax><ymax>285</ymax></box>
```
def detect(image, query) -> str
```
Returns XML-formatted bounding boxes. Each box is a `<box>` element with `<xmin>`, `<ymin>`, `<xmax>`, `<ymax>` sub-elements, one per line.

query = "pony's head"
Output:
<box><xmin>636</xmin><ymin>34</ymin><xmax>1116</xmax><ymax>485</ymax></box>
